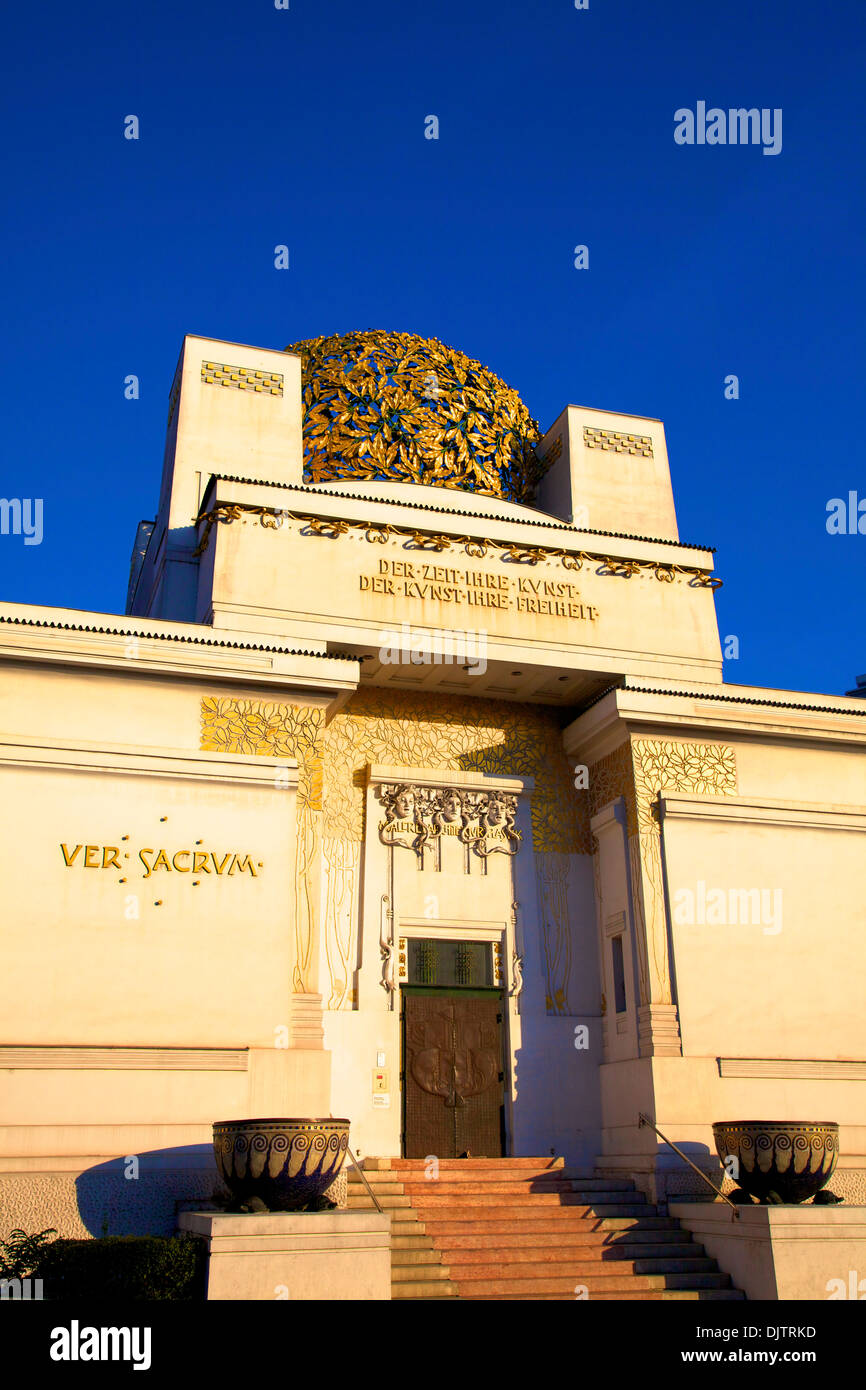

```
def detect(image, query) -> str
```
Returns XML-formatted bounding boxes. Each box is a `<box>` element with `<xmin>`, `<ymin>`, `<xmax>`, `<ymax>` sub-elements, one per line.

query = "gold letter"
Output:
<box><xmin>60</xmin><ymin>844</ymin><xmax>82</xmax><ymax>867</ymax></box>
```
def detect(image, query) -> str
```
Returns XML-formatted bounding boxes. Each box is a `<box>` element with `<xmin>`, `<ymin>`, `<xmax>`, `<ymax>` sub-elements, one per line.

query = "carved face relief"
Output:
<box><xmin>393</xmin><ymin>787</ymin><xmax>415</xmax><ymax>820</ymax></box>
<box><xmin>485</xmin><ymin>794</ymin><xmax>505</xmax><ymax>826</ymax></box>
<box><xmin>441</xmin><ymin>790</ymin><xmax>462</xmax><ymax>823</ymax></box>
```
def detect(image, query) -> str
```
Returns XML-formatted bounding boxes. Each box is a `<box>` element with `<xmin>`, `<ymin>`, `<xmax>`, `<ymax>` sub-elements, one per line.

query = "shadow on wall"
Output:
<box><xmin>510</xmin><ymin>1020</ymin><xmax>603</xmax><ymax>1168</ymax></box>
<box><xmin>76</xmin><ymin>1146</ymin><xmax>220</xmax><ymax>1237</ymax></box>
<box><xmin>647</xmin><ymin>1138</ymin><xmax>727</xmax><ymax>1201</ymax></box>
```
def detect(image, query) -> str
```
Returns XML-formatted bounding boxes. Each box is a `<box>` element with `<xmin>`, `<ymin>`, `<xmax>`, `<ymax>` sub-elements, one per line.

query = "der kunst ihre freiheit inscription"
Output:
<box><xmin>360</xmin><ymin>559</ymin><xmax>599</xmax><ymax>621</ymax></box>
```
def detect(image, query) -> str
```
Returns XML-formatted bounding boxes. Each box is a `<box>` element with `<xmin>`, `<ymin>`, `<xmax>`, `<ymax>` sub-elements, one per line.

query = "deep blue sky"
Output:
<box><xmin>1</xmin><ymin>0</ymin><xmax>863</xmax><ymax>695</ymax></box>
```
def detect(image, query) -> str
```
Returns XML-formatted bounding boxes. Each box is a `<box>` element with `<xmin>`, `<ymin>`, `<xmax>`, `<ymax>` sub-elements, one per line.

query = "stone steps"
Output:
<box><xmin>391</xmin><ymin>1247</ymin><xmax>446</xmax><ymax>1266</ymax></box>
<box><xmin>408</xmin><ymin>1200</ymin><xmax>652</xmax><ymax>1217</ymax></box>
<box><xmin>398</xmin><ymin>1181</ymin><xmax>646</xmax><ymax>1201</ymax></box>
<box><xmin>424</xmin><ymin>1232</ymin><xmax>700</xmax><ymax>1255</ymax></box>
<box><xmin>348</xmin><ymin>1160</ymin><xmax>744</xmax><ymax>1301</ymax></box>
<box><xmin>346</xmin><ymin>1170</ymin><xmax>456</xmax><ymax>1300</ymax></box>
<box><xmin>445</xmin><ymin>1271</ymin><xmax>733</xmax><ymax>1296</ymax></box>
<box><xmin>346</xmin><ymin>1193</ymin><xmax>412</xmax><ymax>1209</ymax></box>
<box><xmin>390</xmin><ymin>1156</ymin><xmax>565</xmax><ymax>1171</ymax></box>
<box><xmin>601</xmin><ymin>1243</ymin><xmax>707</xmax><ymax>1260</ymax></box>
<box><xmin>601</xmin><ymin>1216</ymin><xmax>685</xmax><ymax>1230</ymax></box>
<box><xmin>468</xmin><ymin>1289</ymin><xmax>746</xmax><ymax>1301</ymax></box>
<box><xmin>393</xmin><ymin>1262</ymin><xmax>454</xmax><ymax>1282</ymax></box>
<box><xmin>438</xmin><ymin>1249</ymin><xmax>717</xmax><ymax>1276</ymax></box>
<box><xmin>391</xmin><ymin>1279</ymin><xmax>458</xmax><ymax>1299</ymax></box>
<box><xmin>414</xmin><ymin>1214</ymin><xmax>684</xmax><ymax>1236</ymax></box>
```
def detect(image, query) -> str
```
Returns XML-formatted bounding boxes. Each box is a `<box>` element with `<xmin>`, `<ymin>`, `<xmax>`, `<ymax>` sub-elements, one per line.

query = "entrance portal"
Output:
<box><xmin>401</xmin><ymin>985</ymin><xmax>506</xmax><ymax>1159</ymax></box>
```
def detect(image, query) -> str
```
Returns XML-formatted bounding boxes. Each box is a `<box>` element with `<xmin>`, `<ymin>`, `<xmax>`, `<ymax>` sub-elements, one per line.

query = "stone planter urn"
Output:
<box><xmin>213</xmin><ymin>1118</ymin><xmax>350</xmax><ymax>1212</ymax></box>
<box><xmin>712</xmin><ymin>1121</ymin><xmax>838</xmax><ymax>1204</ymax></box>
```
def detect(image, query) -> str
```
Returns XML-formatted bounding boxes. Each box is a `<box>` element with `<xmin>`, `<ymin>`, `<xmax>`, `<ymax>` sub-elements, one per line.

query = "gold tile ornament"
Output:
<box><xmin>285</xmin><ymin>330</ymin><xmax>545</xmax><ymax>504</ymax></box>
<box><xmin>583</xmin><ymin>426</ymin><xmax>653</xmax><ymax>458</ymax></box>
<box><xmin>200</xmin><ymin>697</ymin><xmax>323</xmax><ymax>808</ymax></box>
<box><xmin>201</xmin><ymin>361</ymin><xmax>284</xmax><ymax>397</ymax></box>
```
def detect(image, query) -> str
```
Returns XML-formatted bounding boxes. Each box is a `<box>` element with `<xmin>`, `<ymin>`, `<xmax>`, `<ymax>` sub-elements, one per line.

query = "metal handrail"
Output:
<box><xmin>638</xmin><ymin>1113</ymin><xmax>740</xmax><ymax>1219</ymax></box>
<box><xmin>346</xmin><ymin>1144</ymin><xmax>384</xmax><ymax>1214</ymax></box>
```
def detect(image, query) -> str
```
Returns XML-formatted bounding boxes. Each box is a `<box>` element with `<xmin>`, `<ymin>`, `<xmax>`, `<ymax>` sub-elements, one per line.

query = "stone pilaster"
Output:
<box><xmin>290</xmin><ymin>992</ymin><xmax>325</xmax><ymax>1050</ymax></box>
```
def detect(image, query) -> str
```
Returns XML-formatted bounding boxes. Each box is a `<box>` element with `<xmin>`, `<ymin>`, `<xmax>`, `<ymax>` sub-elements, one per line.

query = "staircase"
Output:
<box><xmin>347</xmin><ymin>1157</ymin><xmax>744</xmax><ymax>1301</ymax></box>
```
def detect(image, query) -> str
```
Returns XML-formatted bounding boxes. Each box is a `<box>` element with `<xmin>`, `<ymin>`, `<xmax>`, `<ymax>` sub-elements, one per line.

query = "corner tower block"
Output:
<box><xmin>130</xmin><ymin>336</ymin><xmax>302</xmax><ymax>619</ymax></box>
<box><xmin>535</xmin><ymin>406</ymin><xmax>680</xmax><ymax>541</ymax></box>
<box><xmin>163</xmin><ymin>335</ymin><xmax>303</xmax><ymax>531</ymax></box>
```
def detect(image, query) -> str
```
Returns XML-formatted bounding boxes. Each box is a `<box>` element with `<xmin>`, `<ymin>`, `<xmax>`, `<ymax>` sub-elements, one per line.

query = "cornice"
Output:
<box><xmin>200</xmin><ymin>473</ymin><xmax>716</xmax><ymax>559</ymax></box>
<box><xmin>660</xmin><ymin>791</ymin><xmax>866</xmax><ymax>832</ymax></box>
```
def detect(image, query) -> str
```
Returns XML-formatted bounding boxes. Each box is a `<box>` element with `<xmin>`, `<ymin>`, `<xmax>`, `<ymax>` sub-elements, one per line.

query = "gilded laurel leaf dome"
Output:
<box><xmin>285</xmin><ymin>329</ymin><xmax>544</xmax><ymax>504</ymax></box>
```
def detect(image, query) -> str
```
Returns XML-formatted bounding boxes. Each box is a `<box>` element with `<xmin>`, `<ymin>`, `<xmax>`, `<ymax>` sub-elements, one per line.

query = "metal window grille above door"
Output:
<box><xmin>407</xmin><ymin>937</ymin><xmax>494</xmax><ymax>988</ymax></box>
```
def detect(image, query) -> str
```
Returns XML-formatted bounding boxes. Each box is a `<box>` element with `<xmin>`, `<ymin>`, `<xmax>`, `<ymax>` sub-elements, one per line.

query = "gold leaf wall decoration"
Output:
<box><xmin>200</xmin><ymin>697</ymin><xmax>324</xmax><ymax>808</ymax></box>
<box><xmin>320</xmin><ymin>688</ymin><xmax>590</xmax><ymax>855</ymax></box>
<box><xmin>201</xmin><ymin>692</ymin><xmax>593</xmax><ymax>1013</ymax></box>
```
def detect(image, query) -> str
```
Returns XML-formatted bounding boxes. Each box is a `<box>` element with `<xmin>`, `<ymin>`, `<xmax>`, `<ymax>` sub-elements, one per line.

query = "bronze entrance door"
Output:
<box><xmin>401</xmin><ymin>989</ymin><xmax>506</xmax><ymax>1159</ymax></box>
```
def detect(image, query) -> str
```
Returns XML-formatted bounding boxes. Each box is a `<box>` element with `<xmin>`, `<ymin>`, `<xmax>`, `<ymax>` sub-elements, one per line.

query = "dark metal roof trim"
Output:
<box><xmin>622</xmin><ymin>683</ymin><xmax>866</xmax><ymax>718</ymax></box>
<box><xmin>0</xmin><ymin>614</ymin><xmax>358</xmax><ymax>663</ymax></box>
<box><xmin>574</xmin><ymin>680</ymin><xmax>626</xmax><ymax>716</ymax></box>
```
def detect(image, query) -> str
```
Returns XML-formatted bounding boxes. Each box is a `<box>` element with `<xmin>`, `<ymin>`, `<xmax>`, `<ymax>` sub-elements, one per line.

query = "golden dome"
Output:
<box><xmin>285</xmin><ymin>329</ymin><xmax>543</xmax><ymax>504</ymax></box>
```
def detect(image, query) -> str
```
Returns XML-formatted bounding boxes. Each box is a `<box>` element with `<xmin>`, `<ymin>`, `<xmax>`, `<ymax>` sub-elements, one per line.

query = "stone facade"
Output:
<box><xmin>0</xmin><ymin>332</ymin><xmax>864</xmax><ymax>1240</ymax></box>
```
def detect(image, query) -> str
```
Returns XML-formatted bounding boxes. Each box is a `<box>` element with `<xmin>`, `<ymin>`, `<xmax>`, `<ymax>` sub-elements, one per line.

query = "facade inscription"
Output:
<box><xmin>60</xmin><ymin>843</ymin><xmax>263</xmax><ymax>879</ymax></box>
<box><xmin>361</xmin><ymin>559</ymin><xmax>599</xmax><ymax>620</ymax></box>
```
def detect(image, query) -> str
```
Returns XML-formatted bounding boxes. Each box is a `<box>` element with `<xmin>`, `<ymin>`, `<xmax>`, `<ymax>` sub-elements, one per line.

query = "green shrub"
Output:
<box><xmin>33</xmin><ymin>1234</ymin><xmax>207</xmax><ymax>1301</ymax></box>
<box><xmin>0</xmin><ymin>1228</ymin><xmax>57</xmax><ymax>1279</ymax></box>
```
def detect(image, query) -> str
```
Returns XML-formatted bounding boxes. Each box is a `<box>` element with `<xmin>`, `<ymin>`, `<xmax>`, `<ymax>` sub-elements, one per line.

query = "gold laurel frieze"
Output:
<box><xmin>192</xmin><ymin>500</ymin><xmax>722</xmax><ymax>589</ymax></box>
